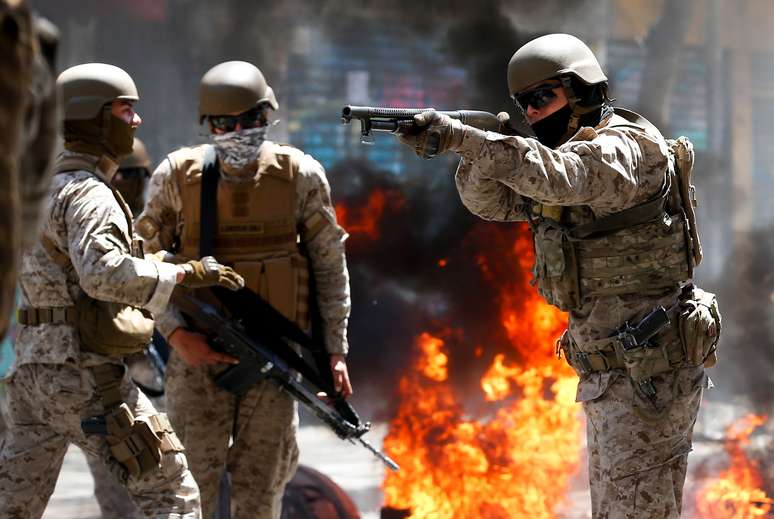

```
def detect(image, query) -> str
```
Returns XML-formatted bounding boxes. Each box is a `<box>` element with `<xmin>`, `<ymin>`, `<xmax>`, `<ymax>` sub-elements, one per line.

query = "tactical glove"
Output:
<box><xmin>396</xmin><ymin>110</ymin><xmax>465</xmax><ymax>159</ymax></box>
<box><xmin>180</xmin><ymin>256</ymin><xmax>244</xmax><ymax>291</ymax></box>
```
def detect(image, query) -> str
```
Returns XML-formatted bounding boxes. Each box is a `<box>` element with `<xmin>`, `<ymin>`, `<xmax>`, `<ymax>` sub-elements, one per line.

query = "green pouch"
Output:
<box><xmin>678</xmin><ymin>287</ymin><xmax>721</xmax><ymax>367</ymax></box>
<box><xmin>612</xmin><ymin>339</ymin><xmax>672</xmax><ymax>383</ymax></box>
<box><xmin>76</xmin><ymin>293</ymin><xmax>154</xmax><ymax>357</ymax></box>
<box><xmin>534</xmin><ymin>224</ymin><xmax>580</xmax><ymax>311</ymax></box>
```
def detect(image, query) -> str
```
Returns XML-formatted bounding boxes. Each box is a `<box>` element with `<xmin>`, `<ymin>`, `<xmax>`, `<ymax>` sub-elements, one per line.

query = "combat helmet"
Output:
<box><xmin>120</xmin><ymin>137</ymin><xmax>151</xmax><ymax>170</ymax></box>
<box><xmin>507</xmin><ymin>33</ymin><xmax>606</xmax><ymax>96</ymax></box>
<box><xmin>56</xmin><ymin>63</ymin><xmax>139</xmax><ymax>159</ymax></box>
<box><xmin>507</xmin><ymin>34</ymin><xmax>609</xmax><ymax>140</ymax></box>
<box><xmin>57</xmin><ymin>63</ymin><xmax>138</xmax><ymax>120</ymax></box>
<box><xmin>198</xmin><ymin>61</ymin><xmax>278</xmax><ymax>123</ymax></box>
<box><xmin>114</xmin><ymin>137</ymin><xmax>151</xmax><ymax>213</ymax></box>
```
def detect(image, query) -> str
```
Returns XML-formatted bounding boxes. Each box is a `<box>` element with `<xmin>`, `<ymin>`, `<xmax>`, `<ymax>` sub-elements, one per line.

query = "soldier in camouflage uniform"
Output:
<box><xmin>395</xmin><ymin>34</ymin><xmax>721</xmax><ymax>518</ymax></box>
<box><xmin>83</xmin><ymin>136</ymin><xmax>158</xmax><ymax>519</ymax></box>
<box><xmin>0</xmin><ymin>63</ymin><xmax>245</xmax><ymax>519</ymax></box>
<box><xmin>136</xmin><ymin>61</ymin><xmax>352</xmax><ymax>518</ymax></box>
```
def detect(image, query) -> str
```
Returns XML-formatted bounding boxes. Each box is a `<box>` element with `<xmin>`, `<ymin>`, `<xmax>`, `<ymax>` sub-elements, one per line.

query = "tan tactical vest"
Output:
<box><xmin>531</xmin><ymin>109</ymin><xmax>701</xmax><ymax>312</ymax></box>
<box><xmin>169</xmin><ymin>142</ymin><xmax>310</xmax><ymax>328</ymax></box>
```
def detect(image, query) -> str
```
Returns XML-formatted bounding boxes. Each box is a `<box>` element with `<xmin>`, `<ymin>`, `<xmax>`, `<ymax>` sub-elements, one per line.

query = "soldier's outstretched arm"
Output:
<box><xmin>296</xmin><ymin>154</ymin><xmax>352</xmax><ymax>396</ymax></box>
<box><xmin>453</xmin><ymin>124</ymin><xmax>668</xmax><ymax>213</ymax></box>
<box><xmin>50</xmin><ymin>179</ymin><xmax>180</xmax><ymax>316</ymax></box>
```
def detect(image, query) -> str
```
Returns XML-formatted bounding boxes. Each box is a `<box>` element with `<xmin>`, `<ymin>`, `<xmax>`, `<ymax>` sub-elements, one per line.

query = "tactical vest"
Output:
<box><xmin>531</xmin><ymin>109</ymin><xmax>701</xmax><ymax>312</ymax></box>
<box><xmin>170</xmin><ymin>142</ymin><xmax>310</xmax><ymax>328</ymax></box>
<box><xmin>20</xmin><ymin>154</ymin><xmax>156</xmax><ymax>357</ymax></box>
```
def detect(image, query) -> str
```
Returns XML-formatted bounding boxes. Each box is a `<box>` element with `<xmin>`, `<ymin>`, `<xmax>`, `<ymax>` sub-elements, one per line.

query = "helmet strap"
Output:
<box><xmin>557</xmin><ymin>76</ymin><xmax>604</xmax><ymax>145</ymax></box>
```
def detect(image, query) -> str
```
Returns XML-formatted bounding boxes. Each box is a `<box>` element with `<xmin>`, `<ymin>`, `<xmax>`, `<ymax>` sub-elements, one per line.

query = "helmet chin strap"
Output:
<box><xmin>557</xmin><ymin>76</ymin><xmax>604</xmax><ymax>145</ymax></box>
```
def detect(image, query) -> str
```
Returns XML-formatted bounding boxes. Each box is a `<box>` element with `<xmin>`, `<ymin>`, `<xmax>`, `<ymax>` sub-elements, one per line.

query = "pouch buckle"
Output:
<box><xmin>573</xmin><ymin>351</ymin><xmax>594</xmax><ymax>374</ymax></box>
<box><xmin>51</xmin><ymin>307</ymin><xmax>67</xmax><ymax>323</ymax></box>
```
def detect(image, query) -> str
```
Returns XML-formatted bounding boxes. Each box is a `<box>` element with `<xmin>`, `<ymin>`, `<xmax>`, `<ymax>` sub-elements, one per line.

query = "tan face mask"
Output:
<box><xmin>63</xmin><ymin>106</ymin><xmax>136</xmax><ymax>160</ymax></box>
<box><xmin>104</xmin><ymin>114</ymin><xmax>136</xmax><ymax>159</ymax></box>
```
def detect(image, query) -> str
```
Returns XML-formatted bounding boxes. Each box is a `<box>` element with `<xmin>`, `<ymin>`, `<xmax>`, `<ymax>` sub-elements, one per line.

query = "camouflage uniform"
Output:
<box><xmin>453</xmin><ymin>118</ymin><xmax>707</xmax><ymax>518</ymax></box>
<box><xmin>87</xmin><ymin>450</ymin><xmax>147</xmax><ymax>519</ymax></box>
<box><xmin>137</xmin><ymin>141</ymin><xmax>350</xmax><ymax>518</ymax></box>
<box><xmin>75</xmin><ymin>136</ymin><xmax>164</xmax><ymax>519</ymax></box>
<box><xmin>0</xmin><ymin>150</ymin><xmax>201</xmax><ymax>518</ymax></box>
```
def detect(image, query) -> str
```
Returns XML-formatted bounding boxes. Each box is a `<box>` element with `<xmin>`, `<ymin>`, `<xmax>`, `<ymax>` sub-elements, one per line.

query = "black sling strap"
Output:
<box><xmin>569</xmin><ymin>185</ymin><xmax>669</xmax><ymax>239</ymax></box>
<box><xmin>199</xmin><ymin>145</ymin><xmax>219</xmax><ymax>257</ymax></box>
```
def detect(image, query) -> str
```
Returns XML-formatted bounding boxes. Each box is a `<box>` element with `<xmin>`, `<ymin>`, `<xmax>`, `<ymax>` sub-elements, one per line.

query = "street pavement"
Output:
<box><xmin>42</xmin><ymin>423</ymin><xmax>388</xmax><ymax>519</ymax></box>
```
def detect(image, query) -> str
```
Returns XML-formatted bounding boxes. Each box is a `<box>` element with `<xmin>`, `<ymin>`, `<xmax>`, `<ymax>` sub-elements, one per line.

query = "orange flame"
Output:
<box><xmin>696</xmin><ymin>414</ymin><xmax>772</xmax><ymax>518</ymax></box>
<box><xmin>382</xmin><ymin>224</ymin><xmax>581</xmax><ymax>518</ymax></box>
<box><xmin>335</xmin><ymin>189</ymin><xmax>405</xmax><ymax>239</ymax></box>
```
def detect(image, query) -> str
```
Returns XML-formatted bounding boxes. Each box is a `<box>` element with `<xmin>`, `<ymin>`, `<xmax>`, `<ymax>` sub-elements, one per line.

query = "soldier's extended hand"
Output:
<box><xmin>330</xmin><ymin>354</ymin><xmax>353</xmax><ymax>398</ymax></box>
<box><xmin>179</xmin><ymin>256</ymin><xmax>244</xmax><ymax>291</ymax></box>
<box><xmin>396</xmin><ymin>109</ymin><xmax>465</xmax><ymax>159</ymax></box>
<box><xmin>168</xmin><ymin>327</ymin><xmax>239</xmax><ymax>367</ymax></box>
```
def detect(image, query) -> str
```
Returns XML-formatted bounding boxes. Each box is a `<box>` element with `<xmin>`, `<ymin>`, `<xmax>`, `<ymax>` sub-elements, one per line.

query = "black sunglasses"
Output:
<box><xmin>208</xmin><ymin>107</ymin><xmax>264</xmax><ymax>132</ymax></box>
<box><xmin>514</xmin><ymin>82</ymin><xmax>562</xmax><ymax>110</ymax></box>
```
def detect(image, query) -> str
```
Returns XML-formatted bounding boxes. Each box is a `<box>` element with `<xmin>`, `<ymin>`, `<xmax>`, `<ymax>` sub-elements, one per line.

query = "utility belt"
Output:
<box><xmin>560</xmin><ymin>286</ymin><xmax>721</xmax><ymax>397</ymax></box>
<box><xmin>81</xmin><ymin>364</ymin><xmax>185</xmax><ymax>480</ymax></box>
<box><xmin>17</xmin><ymin>306</ymin><xmax>77</xmax><ymax>326</ymax></box>
<box><xmin>17</xmin><ymin>295</ymin><xmax>154</xmax><ymax>358</ymax></box>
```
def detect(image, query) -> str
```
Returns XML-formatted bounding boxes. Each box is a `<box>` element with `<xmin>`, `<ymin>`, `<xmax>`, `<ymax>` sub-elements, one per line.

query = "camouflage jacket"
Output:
<box><xmin>136</xmin><ymin>141</ymin><xmax>351</xmax><ymax>355</ymax></box>
<box><xmin>454</xmin><ymin>113</ymin><xmax>688</xmax><ymax>401</ymax></box>
<box><xmin>12</xmin><ymin>151</ymin><xmax>180</xmax><ymax>369</ymax></box>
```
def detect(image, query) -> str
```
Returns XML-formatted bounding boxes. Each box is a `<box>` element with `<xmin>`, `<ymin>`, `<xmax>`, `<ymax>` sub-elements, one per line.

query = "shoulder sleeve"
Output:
<box><xmin>455</xmin><ymin>125</ymin><xmax>669</xmax><ymax>215</ymax></box>
<box><xmin>295</xmin><ymin>154</ymin><xmax>350</xmax><ymax>355</ymax></box>
<box><xmin>136</xmin><ymin>157</ymin><xmax>184</xmax><ymax>254</ymax></box>
<box><xmin>62</xmin><ymin>175</ymin><xmax>178</xmax><ymax>314</ymax></box>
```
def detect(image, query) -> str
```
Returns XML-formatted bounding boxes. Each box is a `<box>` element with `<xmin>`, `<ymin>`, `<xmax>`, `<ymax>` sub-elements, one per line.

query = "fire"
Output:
<box><xmin>382</xmin><ymin>223</ymin><xmax>582</xmax><ymax>518</ymax></box>
<box><xmin>334</xmin><ymin>189</ymin><xmax>405</xmax><ymax>239</ymax></box>
<box><xmin>696</xmin><ymin>414</ymin><xmax>772</xmax><ymax>518</ymax></box>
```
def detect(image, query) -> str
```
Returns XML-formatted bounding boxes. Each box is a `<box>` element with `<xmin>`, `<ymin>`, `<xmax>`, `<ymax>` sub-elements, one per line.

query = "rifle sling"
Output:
<box><xmin>570</xmin><ymin>181</ymin><xmax>669</xmax><ymax>239</ymax></box>
<box><xmin>199</xmin><ymin>145</ymin><xmax>219</xmax><ymax>257</ymax></box>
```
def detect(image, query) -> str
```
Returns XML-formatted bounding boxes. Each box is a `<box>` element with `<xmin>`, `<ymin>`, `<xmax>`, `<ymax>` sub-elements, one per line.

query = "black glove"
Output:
<box><xmin>395</xmin><ymin>110</ymin><xmax>465</xmax><ymax>159</ymax></box>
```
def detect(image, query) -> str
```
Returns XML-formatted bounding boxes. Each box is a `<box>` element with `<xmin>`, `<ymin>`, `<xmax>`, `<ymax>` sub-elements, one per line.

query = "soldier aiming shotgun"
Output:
<box><xmin>342</xmin><ymin>104</ymin><xmax>535</xmax><ymax>145</ymax></box>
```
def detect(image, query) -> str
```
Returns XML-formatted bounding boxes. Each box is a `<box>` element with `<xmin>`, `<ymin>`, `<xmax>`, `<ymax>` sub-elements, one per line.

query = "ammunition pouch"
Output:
<box><xmin>678</xmin><ymin>287</ymin><xmax>721</xmax><ymax>368</ymax></box>
<box><xmin>87</xmin><ymin>364</ymin><xmax>184</xmax><ymax>479</ymax></box>
<box><xmin>533</xmin><ymin>223</ymin><xmax>580</xmax><ymax>311</ymax></box>
<box><xmin>75</xmin><ymin>293</ymin><xmax>155</xmax><ymax>357</ymax></box>
<box><xmin>104</xmin><ymin>403</ymin><xmax>184</xmax><ymax>479</ymax></box>
<box><xmin>561</xmin><ymin>312</ymin><xmax>684</xmax><ymax>383</ymax></box>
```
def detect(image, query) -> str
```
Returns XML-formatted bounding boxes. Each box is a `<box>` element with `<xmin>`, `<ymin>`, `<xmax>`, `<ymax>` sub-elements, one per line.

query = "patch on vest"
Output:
<box><xmin>219</xmin><ymin>223</ymin><xmax>264</xmax><ymax>235</ymax></box>
<box><xmin>136</xmin><ymin>215</ymin><xmax>158</xmax><ymax>239</ymax></box>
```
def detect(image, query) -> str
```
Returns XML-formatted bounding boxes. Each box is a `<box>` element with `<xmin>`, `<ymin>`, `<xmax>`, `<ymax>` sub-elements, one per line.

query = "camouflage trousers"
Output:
<box><xmin>86</xmin><ymin>452</ymin><xmax>146</xmax><ymax>519</ymax></box>
<box><xmin>166</xmin><ymin>351</ymin><xmax>300</xmax><ymax>519</ymax></box>
<box><xmin>583</xmin><ymin>366</ymin><xmax>705</xmax><ymax>518</ymax></box>
<box><xmin>85</xmin><ymin>353</ymin><xmax>166</xmax><ymax>519</ymax></box>
<box><xmin>0</xmin><ymin>362</ymin><xmax>201</xmax><ymax>518</ymax></box>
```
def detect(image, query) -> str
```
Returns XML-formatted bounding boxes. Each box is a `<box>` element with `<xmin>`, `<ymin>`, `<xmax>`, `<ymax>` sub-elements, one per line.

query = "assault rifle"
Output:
<box><xmin>341</xmin><ymin>105</ymin><xmax>535</xmax><ymax>144</ymax></box>
<box><xmin>171</xmin><ymin>287</ymin><xmax>399</xmax><ymax>472</ymax></box>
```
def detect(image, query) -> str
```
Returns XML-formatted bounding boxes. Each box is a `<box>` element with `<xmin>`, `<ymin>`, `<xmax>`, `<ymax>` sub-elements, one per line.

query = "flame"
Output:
<box><xmin>696</xmin><ymin>414</ymin><xmax>772</xmax><ymax>518</ymax></box>
<box><xmin>382</xmin><ymin>224</ymin><xmax>581</xmax><ymax>518</ymax></box>
<box><xmin>335</xmin><ymin>189</ymin><xmax>405</xmax><ymax>239</ymax></box>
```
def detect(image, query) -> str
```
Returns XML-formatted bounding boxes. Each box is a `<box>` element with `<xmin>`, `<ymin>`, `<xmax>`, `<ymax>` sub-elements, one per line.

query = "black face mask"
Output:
<box><xmin>530</xmin><ymin>104</ymin><xmax>572</xmax><ymax>149</ymax></box>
